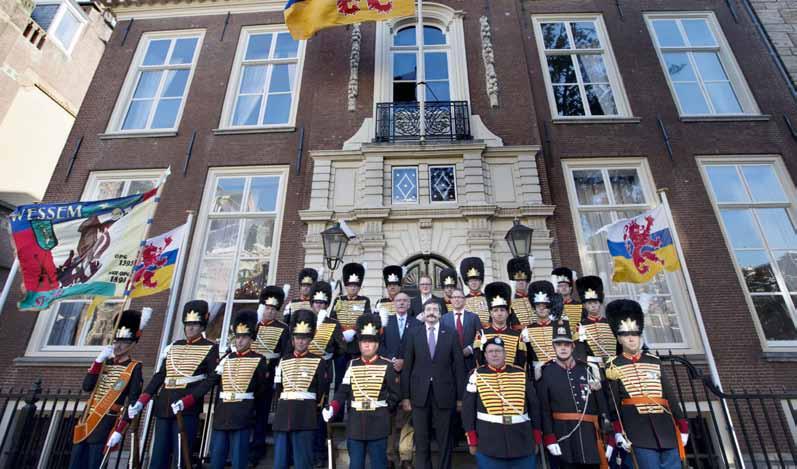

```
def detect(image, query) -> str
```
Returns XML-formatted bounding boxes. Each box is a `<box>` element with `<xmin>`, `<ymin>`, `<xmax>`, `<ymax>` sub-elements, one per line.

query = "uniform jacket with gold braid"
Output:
<box><xmin>465</xmin><ymin>291</ymin><xmax>490</xmax><ymax>326</ymax></box>
<box><xmin>474</xmin><ymin>326</ymin><xmax>526</xmax><ymax>369</ymax></box>
<box><xmin>139</xmin><ymin>337</ymin><xmax>218</xmax><ymax>419</ymax></box>
<box><xmin>252</xmin><ymin>319</ymin><xmax>292</xmax><ymax>367</ymax></box>
<box><xmin>284</xmin><ymin>297</ymin><xmax>312</xmax><ymax>323</ymax></box>
<box><xmin>575</xmin><ymin>316</ymin><xmax>619</xmax><ymax>365</ymax></box>
<box><xmin>331</xmin><ymin>295</ymin><xmax>372</xmax><ymax>329</ymax></box>
<box><xmin>606</xmin><ymin>352</ymin><xmax>688</xmax><ymax>450</ymax></box>
<box><xmin>526</xmin><ymin>320</ymin><xmax>557</xmax><ymax>364</ymax></box>
<box><xmin>376</xmin><ymin>296</ymin><xmax>398</xmax><ymax>318</ymax></box>
<box><xmin>309</xmin><ymin>315</ymin><xmax>346</xmax><ymax>358</ymax></box>
<box><xmin>185</xmin><ymin>349</ymin><xmax>269</xmax><ymax>431</ymax></box>
<box><xmin>78</xmin><ymin>358</ymin><xmax>143</xmax><ymax>444</ymax></box>
<box><xmin>330</xmin><ymin>355</ymin><xmax>400</xmax><ymax>440</ymax></box>
<box><xmin>273</xmin><ymin>351</ymin><xmax>331</xmax><ymax>431</ymax></box>
<box><xmin>538</xmin><ymin>360</ymin><xmax>610</xmax><ymax>465</ymax></box>
<box><xmin>508</xmin><ymin>293</ymin><xmax>533</xmax><ymax>330</ymax></box>
<box><xmin>462</xmin><ymin>364</ymin><xmax>542</xmax><ymax>459</ymax></box>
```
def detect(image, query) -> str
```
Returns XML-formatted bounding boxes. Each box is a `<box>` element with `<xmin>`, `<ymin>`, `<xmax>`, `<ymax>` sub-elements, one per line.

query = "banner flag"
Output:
<box><xmin>285</xmin><ymin>0</ymin><xmax>415</xmax><ymax>40</ymax></box>
<box><xmin>129</xmin><ymin>223</ymin><xmax>187</xmax><ymax>298</ymax></box>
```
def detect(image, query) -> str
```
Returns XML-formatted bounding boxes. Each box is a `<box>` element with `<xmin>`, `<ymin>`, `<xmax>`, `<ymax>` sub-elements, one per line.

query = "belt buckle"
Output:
<box><xmin>361</xmin><ymin>401</ymin><xmax>371</xmax><ymax>410</ymax></box>
<box><xmin>502</xmin><ymin>415</ymin><xmax>512</xmax><ymax>425</ymax></box>
<box><xmin>166</xmin><ymin>378</ymin><xmax>177</xmax><ymax>387</ymax></box>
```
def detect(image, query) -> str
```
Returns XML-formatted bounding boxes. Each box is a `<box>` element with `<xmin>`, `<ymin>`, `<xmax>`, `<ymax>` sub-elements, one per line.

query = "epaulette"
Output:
<box><xmin>466</xmin><ymin>368</ymin><xmax>478</xmax><ymax>392</ymax></box>
<box><xmin>506</xmin><ymin>363</ymin><xmax>523</xmax><ymax>371</ymax></box>
<box><xmin>605</xmin><ymin>358</ymin><xmax>621</xmax><ymax>381</ymax></box>
<box><xmin>643</xmin><ymin>352</ymin><xmax>660</xmax><ymax>361</ymax></box>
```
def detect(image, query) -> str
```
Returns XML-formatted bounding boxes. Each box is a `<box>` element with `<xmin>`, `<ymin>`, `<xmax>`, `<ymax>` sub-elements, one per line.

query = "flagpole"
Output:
<box><xmin>139</xmin><ymin>211</ymin><xmax>194</xmax><ymax>463</ymax></box>
<box><xmin>0</xmin><ymin>259</ymin><xmax>19</xmax><ymax>318</ymax></box>
<box><xmin>658</xmin><ymin>189</ymin><xmax>745</xmax><ymax>466</ymax></box>
<box><xmin>416</xmin><ymin>0</ymin><xmax>426</xmax><ymax>142</ymax></box>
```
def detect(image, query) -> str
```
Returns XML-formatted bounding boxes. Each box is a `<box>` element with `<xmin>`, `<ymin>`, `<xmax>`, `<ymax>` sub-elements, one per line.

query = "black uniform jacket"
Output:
<box><xmin>332</xmin><ymin>355</ymin><xmax>400</xmax><ymax>440</ymax></box>
<box><xmin>141</xmin><ymin>337</ymin><xmax>218</xmax><ymax>419</ymax></box>
<box><xmin>606</xmin><ymin>352</ymin><xmax>688</xmax><ymax>450</ymax></box>
<box><xmin>188</xmin><ymin>349</ymin><xmax>268</xmax><ymax>431</ymax></box>
<box><xmin>252</xmin><ymin>319</ymin><xmax>292</xmax><ymax>369</ymax></box>
<box><xmin>462</xmin><ymin>364</ymin><xmax>541</xmax><ymax>459</ymax></box>
<box><xmin>82</xmin><ymin>358</ymin><xmax>143</xmax><ymax>444</ymax></box>
<box><xmin>474</xmin><ymin>326</ymin><xmax>527</xmax><ymax>369</ymax></box>
<box><xmin>538</xmin><ymin>359</ymin><xmax>609</xmax><ymax>465</ymax></box>
<box><xmin>273</xmin><ymin>351</ymin><xmax>331</xmax><ymax>432</ymax></box>
<box><xmin>401</xmin><ymin>324</ymin><xmax>466</xmax><ymax>409</ymax></box>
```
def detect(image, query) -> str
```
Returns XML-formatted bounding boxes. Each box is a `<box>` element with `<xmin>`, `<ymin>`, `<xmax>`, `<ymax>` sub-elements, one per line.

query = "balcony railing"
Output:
<box><xmin>374</xmin><ymin>101</ymin><xmax>472</xmax><ymax>143</ymax></box>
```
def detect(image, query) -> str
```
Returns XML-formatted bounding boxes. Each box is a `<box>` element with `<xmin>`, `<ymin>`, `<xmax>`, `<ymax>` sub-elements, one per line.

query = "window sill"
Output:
<box><xmin>212</xmin><ymin>126</ymin><xmax>296</xmax><ymax>135</ymax></box>
<box><xmin>761</xmin><ymin>351</ymin><xmax>797</xmax><ymax>362</ymax></box>
<box><xmin>14</xmin><ymin>355</ymin><xmax>97</xmax><ymax>367</ymax></box>
<box><xmin>552</xmin><ymin>117</ymin><xmax>641</xmax><ymax>125</ymax></box>
<box><xmin>99</xmin><ymin>130</ymin><xmax>179</xmax><ymax>139</ymax></box>
<box><xmin>679</xmin><ymin>114</ymin><xmax>770</xmax><ymax>123</ymax></box>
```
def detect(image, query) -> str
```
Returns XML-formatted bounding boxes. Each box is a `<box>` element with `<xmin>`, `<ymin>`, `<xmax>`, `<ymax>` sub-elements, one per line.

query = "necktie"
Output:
<box><xmin>398</xmin><ymin>316</ymin><xmax>405</xmax><ymax>339</ymax></box>
<box><xmin>428</xmin><ymin>327</ymin><xmax>436</xmax><ymax>358</ymax></box>
<box><xmin>455</xmin><ymin>313</ymin><xmax>464</xmax><ymax>346</ymax></box>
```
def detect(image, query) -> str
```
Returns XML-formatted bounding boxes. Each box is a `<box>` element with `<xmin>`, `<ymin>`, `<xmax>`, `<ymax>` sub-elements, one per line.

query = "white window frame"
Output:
<box><xmin>391</xmin><ymin>166</ymin><xmax>419</xmax><ymax>205</ymax></box>
<box><xmin>106</xmin><ymin>30</ymin><xmax>204</xmax><ymax>135</ymax></box>
<box><xmin>179</xmin><ymin>165</ymin><xmax>290</xmax><ymax>352</ymax></box>
<box><xmin>390</xmin><ymin>24</ymin><xmax>451</xmax><ymax>102</ymax></box>
<box><xmin>25</xmin><ymin>169</ymin><xmax>165</xmax><ymax>359</ymax></box>
<box><xmin>374</xmin><ymin>2</ymin><xmax>470</xmax><ymax>110</ymax></box>
<box><xmin>34</xmin><ymin>0</ymin><xmax>87</xmax><ymax>55</ymax></box>
<box><xmin>531</xmin><ymin>14</ymin><xmax>632</xmax><ymax>120</ymax></box>
<box><xmin>645</xmin><ymin>12</ymin><xmax>759</xmax><ymax>117</ymax></box>
<box><xmin>428</xmin><ymin>164</ymin><xmax>457</xmax><ymax>203</ymax></box>
<box><xmin>218</xmin><ymin>25</ymin><xmax>306</xmax><ymax>130</ymax></box>
<box><xmin>697</xmin><ymin>155</ymin><xmax>797</xmax><ymax>351</ymax></box>
<box><xmin>562</xmin><ymin>158</ymin><xmax>701</xmax><ymax>353</ymax></box>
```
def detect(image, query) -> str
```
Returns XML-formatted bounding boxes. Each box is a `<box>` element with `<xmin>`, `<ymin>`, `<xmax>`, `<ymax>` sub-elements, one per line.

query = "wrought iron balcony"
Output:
<box><xmin>374</xmin><ymin>101</ymin><xmax>472</xmax><ymax>143</ymax></box>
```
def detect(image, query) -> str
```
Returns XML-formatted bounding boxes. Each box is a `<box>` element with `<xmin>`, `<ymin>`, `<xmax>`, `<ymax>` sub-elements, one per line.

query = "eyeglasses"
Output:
<box><xmin>419</xmin><ymin>283</ymin><xmax>432</xmax><ymax>287</ymax></box>
<box><xmin>450</xmin><ymin>295</ymin><xmax>465</xmax><ymax>299</ymax></box>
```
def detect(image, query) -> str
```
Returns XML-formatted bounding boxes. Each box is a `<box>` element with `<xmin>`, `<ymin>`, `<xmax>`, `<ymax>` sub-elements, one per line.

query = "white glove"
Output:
<box><xmin>578</xmin><ymin>324</ymin><xmax>587</xmax><ymax>342</ymax></box>
<box><xmin>605</xmin><ymin>445</ymin><xmax>614</xmax><ymax>460</ymax></box>
<box><xmin>322</xmin><ymin>406</ymin><xmax>334</xmax><ymax>422</ymax></box>
<box><xmin>681</xmin><ymin>433</ymin><xmax>689</xmax><ymax>446</ymax></box>
<box><xmin>546</xmin><ymin>443</ymin><xmax>562</xmax><ymax>456</ymax></box>
<box><xmin>379</xmin><ymin>308</ymin><xmax>389</xmax><ymax>328</ymax></box>
<box><xmin>520</xmin><ymin>327</ymin><xmax>530</xmax><ymax>343</ymax></box>
<box><xmin>106</xmin><ymin>431</ymin><xmax>122</xmax><ymax>448</ymax></box>
<box><xmin>317</xmin><ymin>309</ymin><xmax>328</xmax><ymax>327</ymax></box>
<box><xmin>96</xmin><ymin>345</ymin><xmax>114</xmax><ymax>363</ymax></box>
<box><xmin>128</xmin><ymin>401</ymin><xmax>143</xmax><ymax>419</ymax></box>
<box><xmin>614</xmin><ymin>433</ymin><xmax>631</xmax><ymax>451</ymax></box>
<box><xmin>171</xmin><ymin>400</ymin><xmax>185</xmax><ymax>415</ymax></box>
<box><xmin>343</xmin><ymin>329</ymin><xmax>357</xmax><ymax>342</ymax></box>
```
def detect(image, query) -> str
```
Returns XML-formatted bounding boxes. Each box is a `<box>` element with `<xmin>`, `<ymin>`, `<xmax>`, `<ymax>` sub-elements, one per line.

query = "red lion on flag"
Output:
<box><xmin>337</xmin><ymin>0</ymin><xmax>393</xmax><ymax>15</ymax></box>
<box><xmin>132</xmin><ymin>236</ymin><xmax>172</xmax><ymax>289</ymax></box>
<box><xmin>623</xmin><ymin>215</ymin><xmax>664</xmax><ymax>275</ymax></box>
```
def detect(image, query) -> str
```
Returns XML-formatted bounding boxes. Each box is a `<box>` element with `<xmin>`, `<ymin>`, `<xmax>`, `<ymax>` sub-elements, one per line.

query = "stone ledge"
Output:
<box><xmin>212</xmin><ymin>126</ymin><xmax>295</xmax><ymax>135</ymax></box>
<box><xmin>679</xmin><ymin>114</ymin><xmax>771</xmax><ymax>123</ymax></box>
<box><xmin>99</xmin><ymin>131</ymin><xmax>178</xmax><ymax>139</ymax></box>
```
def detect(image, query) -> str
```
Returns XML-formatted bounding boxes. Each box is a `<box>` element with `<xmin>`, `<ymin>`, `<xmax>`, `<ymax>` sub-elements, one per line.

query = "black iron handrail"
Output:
<box><xmin>374</xmin><ymin>101</ymin><xmax>472</xmax><ymax>142</ymax></box>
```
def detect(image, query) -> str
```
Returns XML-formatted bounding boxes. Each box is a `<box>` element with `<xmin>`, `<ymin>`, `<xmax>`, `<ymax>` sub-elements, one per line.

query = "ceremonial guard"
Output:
<box><xmin>574</xmin><ymin>276</ymin><xmax>617</xmax><ymax>367</ymax></box>
<box><xmin>474</xmin><ymin>282</ymin><xmax>526</xmax><ymax>369</ymax></box>
<box><xmin>70</xmin><ymin>309</ymin><xmax>146</xmax><ymax>469</ymax></box>
<box><xmin>129</xmin><ymin>301</ymin><xmax>217</xmax><ymax>469</ymax></box>
<box><xmin>273</xmin><ymin>309</ymin><xmax>331</xmax><ymax>469</ymax></box>
<box><xmin>462</xmin><ymin>335</ymin><xmax>542</xmax><ymax>469</ymax></box>
<box><xmin>376</xmin><ymin>265</ymin><xmax>403</xmax><ymax>323</ymax></box>
<box><xmin>250</xmin><ymin>286</ymin><xmax>293</xmax><ymax>464</ymax></box>
<box><xmin>285</xmin><ymin>267</ymin><xmax>319</xmax><ymax>323</ymax></box>
<box><xmin>507</xmin><ymin>257</ymin><xmax>534</xmax><ymax>330</ymax></box>
<box><xmin>524</xmin><ymin>281</ymin><xmax>561</xmax><ymax>379</ymax></box>
<box><xmin>552</xmin><ymin>267</ymin><xmax>581</xmax><ymax>322</ymax></box>
<box><xmin>461</xmin><ymin>257</ymin><xmax>489</xmax><ymax>326</ymax></box>
<box><xmin>538</xmin><ymin>321</ymin><xmax>610</xmax><ymax>469</ymax></box>
<box><xmin>324</xmin><ymin>314</ymin><xmax>399</xmax><ymax>469</ymax></box>
<box><xmin>175</xmin><ymin>310</ymin><xmax>268</xmax><ymax>469</ymax></box>
<box><xmin>332</xmin><ymin>262</ymin><xmax>372</xmax><ymax>351</ymax></box>
<box><xmin>439</xmin><ymin>267</ymin><xmax>458</xmax><ymax>313</ymax></box>
<box><xmin>605</xmin><ymin>300</ymin><xmax>689</xmax><ymax>469</ymax></box>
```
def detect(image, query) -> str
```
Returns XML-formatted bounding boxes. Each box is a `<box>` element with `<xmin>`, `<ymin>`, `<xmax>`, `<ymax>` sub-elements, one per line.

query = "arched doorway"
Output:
<box><xmin>402</xmin><ymin>254</ymin><xmax>456</xmax><ymax>297</ymax></box>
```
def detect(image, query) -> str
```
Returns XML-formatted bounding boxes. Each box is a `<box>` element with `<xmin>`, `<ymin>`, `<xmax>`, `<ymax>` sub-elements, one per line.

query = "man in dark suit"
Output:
<box><xmin>381</xmin><ymin>291</ymin><xmax>422</xmax><ymax>469</ymax></box>
<box><xmin>401</xmin><ymin>300</ymin><xmax>466</xmax><ymax>469</ymax></box>
<box><xmin>410</xmin><ymin>275</ymin><xmax>447</xmax><ymax>318</ymax></box>
<box><xmin>440</xmin><ymin>288</ymin><xmax>481</xmax><ymax>373</ymax></box>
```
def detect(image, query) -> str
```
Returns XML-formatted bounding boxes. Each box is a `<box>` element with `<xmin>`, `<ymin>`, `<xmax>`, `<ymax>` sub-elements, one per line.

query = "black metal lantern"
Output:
<box><xmin>505</xmin><ymin>218</ymin><xmax>534</xmax><ymax>259</ymax></box>
<box><xmin>321</xmin><ymin>223</ymin><xmax>349</xmax><ymax>271</ymax></box>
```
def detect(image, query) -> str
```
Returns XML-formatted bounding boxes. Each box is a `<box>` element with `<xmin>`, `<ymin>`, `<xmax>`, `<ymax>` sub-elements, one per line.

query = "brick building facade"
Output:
<box><xmin>1</xmin><ymin>0</ymin><xmax>797</xmax><ymax>463</ymax></box>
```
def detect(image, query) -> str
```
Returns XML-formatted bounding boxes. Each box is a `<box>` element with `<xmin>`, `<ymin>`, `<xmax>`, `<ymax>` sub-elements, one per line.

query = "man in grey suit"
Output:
<box><xmin>401</xmin><ymin>301</ymin><xmax>466</xmax><ymax>469</ymax></box>
<box><xmin>440</xmin><ymin>288</ymin><xmax>481</xmax><ymax>373</ymax></box>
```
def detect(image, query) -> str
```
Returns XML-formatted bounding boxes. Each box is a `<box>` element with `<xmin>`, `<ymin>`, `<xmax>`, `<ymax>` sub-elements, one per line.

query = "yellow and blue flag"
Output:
<box><xmin>605</xmin><ymin>206</ymin><xmax>681</xmax><ymax>284</ymax></box>
<box><xmin>129</xmin><ymin>223</ymin><xmax>187</xmax><ymax>298</ymax></box>
<box><xmin>285</xmin><ymin>0</ymin><xmax>415</xmax><ymax>40</ymax></box>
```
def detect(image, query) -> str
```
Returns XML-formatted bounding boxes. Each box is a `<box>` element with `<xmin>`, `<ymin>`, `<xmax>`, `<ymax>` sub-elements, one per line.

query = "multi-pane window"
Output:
<box><xmin>31</xmin><ymin>171</ymin><xmax>159</xmax><ymax>354</ymax></box>
<box><xmin>565</xmin><ymin>162</ymin><xmax>693</xmax><ymax>348</ymax></box>
<box><xmin>110</xmin><ymin>32</ymin><xmax>203</xmax><ymax>133</ymax></box>
<box><xmin>392</xmin><ymin>167</ymin><xmax>418</xmax><ymax>204</ymax></box>
<box><xmin>429</xmin><ymin>165</ymin><xmax>456</xmax><ymax>202</ymax></box>
<box><xmin>646</xmin><ymin>13</ymin><xmax>757</xmax><ymax>116</ymax></box>
<box><xmin>188</xmin><ymin>169</ymin><xmax>287</xmax><ymax>345</ymax></box>
<box><xmin>31</xmin><ymin>1</ymin><xmax>85</xmax><ymax>53</ymax></box>
<box><xmin>533</xmin><ymin>16</ymin><xmax>629</xmax><ymax>118</ymax></box>
<box><xmin>224</xmin><ymin>27</ymin><xmax>304</xmax><ymax>128</ymax></box>
<box><xmin>392</xmin><ymin>25</ymin><xmax>450</xmax><ymax>102</ymax></box>
<box><xmin>701</xmin><ymin>161</ymin><xmax>797</xmax><ymax>344</ymax></box>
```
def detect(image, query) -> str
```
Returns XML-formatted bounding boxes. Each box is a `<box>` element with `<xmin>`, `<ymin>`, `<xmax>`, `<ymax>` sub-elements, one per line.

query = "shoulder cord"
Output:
<box><xmin>555</xmin><ymin>365</ymin><xmax>596</xmax><ymax>443</ymax></box>
<box><xmin>474</xmin><ymin>372</ymin><xmax>525</xmax><ymax>416</ymax></box>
